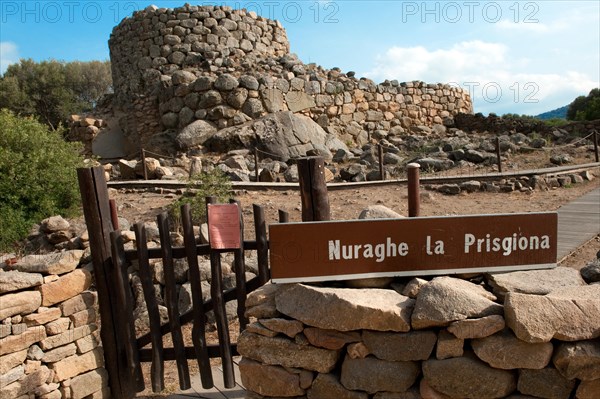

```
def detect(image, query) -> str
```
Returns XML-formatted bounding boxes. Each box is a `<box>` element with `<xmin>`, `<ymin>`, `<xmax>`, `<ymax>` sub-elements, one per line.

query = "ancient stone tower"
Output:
<box><xmin>108</xmin><ymin>4</ymin><xmax>473</xmax><ymax>155</ymax></box>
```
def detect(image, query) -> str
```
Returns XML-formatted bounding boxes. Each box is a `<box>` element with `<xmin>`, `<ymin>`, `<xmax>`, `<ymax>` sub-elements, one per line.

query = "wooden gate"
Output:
<box><xmin>77</xmin><ymin>166</ymin><xmax>272</xmax><ymax>398</ymax></box>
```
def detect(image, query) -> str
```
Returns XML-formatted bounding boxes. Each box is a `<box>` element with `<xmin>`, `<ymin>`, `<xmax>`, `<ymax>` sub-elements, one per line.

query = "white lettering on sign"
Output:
<box><xmin>328</xmin><ymin>237</ymin><xmax>409</xmax><ymax>263</ymax></box>
<box><xmin>464</xmin><ymin>233</ymin><xmax>550</xmax><ymax>256</ymax></box>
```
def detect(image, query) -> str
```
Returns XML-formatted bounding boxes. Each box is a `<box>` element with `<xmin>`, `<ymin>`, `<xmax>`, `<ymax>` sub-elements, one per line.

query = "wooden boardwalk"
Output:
<box><xmin>171</xmin><ymin>359</ymin><xmax>246</xmax><ymax>399</ymax></box>
<box><xmin>557</xmin><ymin>187</ymin><xmax>600</xmax><ymax>261</ymax></box>
<box><xmin>170</xmin><ymin>189</ymin><xmax>599</xmax><ymax>399</ymax></box>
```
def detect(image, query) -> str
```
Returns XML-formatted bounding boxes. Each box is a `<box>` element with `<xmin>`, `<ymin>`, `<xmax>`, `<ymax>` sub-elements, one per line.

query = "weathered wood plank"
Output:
<box><xmin>206</xmin><ymin>197</ymin><xmax>235</xmax><ymax>389</ymax></box>
<box><xmin>230</xmin><ymin>199</ymin><xmax>248</xmax><ymax>331</ymax></box>
<box><xmin>298</xmin><ymin>156</ymin><xmax>331</xmax><ymax>222</ymax></box>
<box><xmin>157</xmin><ymin>213</ymin><xmax>191</xmax><ymax>390</ymax></box>
<box><xmin>134</xmin><ymin>223</ymin><xmax>165</xmax><ymax>392</ymax></box>
<box><xmin>77</xmin><ymin>167</ymin><xmax>127</xmax><ymax>399</ymax></box>
<box><xmin>181</xmin><ymin>204</ymin><xmax>213</xmax><ymax>389</ymax></box>
<box><xmin>253</xmin><ymin>204</ymin><xmax>270</xmax><ymax>284</ymax></box>
<box><xmin>109</xmin><ymin>231</ymin><xmax>145</xmax><ymax>392</ymax></box>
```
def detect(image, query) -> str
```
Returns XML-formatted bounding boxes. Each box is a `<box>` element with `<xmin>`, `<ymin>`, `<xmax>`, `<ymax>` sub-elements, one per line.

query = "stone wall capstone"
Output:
<box><xmin>108</xmin><ymin>4</ymin><xmax>473</xmax><ymax>155</ymax></box>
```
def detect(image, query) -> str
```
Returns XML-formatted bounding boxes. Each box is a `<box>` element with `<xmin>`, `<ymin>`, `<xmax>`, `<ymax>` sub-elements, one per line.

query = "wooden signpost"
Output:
<box><xmin>269</xmin><ymin>212</ymin><xmax>558</xmax><ymax>283</ymax></box>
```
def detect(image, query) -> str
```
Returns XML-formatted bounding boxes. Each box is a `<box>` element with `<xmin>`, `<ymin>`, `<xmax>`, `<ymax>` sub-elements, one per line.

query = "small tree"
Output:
<box><xmin>168</xmin><ymin>169</ymin><xmax>233</xmax><ymax>231</ymax></box>
<box><xmin>0</xmin><ymin>110</ymin><xmax>84</xmax><ymax>251</ymax></box>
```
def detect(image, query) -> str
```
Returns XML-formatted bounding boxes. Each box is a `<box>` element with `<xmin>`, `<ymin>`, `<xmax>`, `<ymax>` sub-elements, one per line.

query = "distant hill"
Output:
<box><xmin>536</xmin><ymin>105</ymin><xmax>568</xmax><ymax>120</ymax></box>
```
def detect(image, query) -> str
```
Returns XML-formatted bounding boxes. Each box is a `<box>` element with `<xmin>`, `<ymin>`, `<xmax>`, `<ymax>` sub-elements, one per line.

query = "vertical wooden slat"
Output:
<box><xmin>230</xmin><ymin>199</ymin><xmax>248</xmax><ymax>330</ymax></box>
<box><xmin>206</xmin><ymin>197</ymin><xmax>236</xmax><ymax>389</ymax></box>
<box><xmin>109</xmin><ymin>231</ymin><xmax>144</xmax><ymax>392</ymax></box>
<box><xmin>133</xmin><ymin>224</ymin><xmax>165</xmax><ymax>393</ymax></box>
<box><xmin>180</xmin><ymin>204</ymin><xmax>213</xmax><ymax>389</ymax></box>
<box><xmin>278</xmin><ymin>209</ymin><xmax>289</xmax><ymax>223</ymax></box>
<box><xmin>253</xmin><ymin>204</ymin><xmax>269</xmax><ymax>284</ymax></box>
<box><xmin>77</xmin><ymin>167</ymin><xmax>128</xmax><ymax>399</ymax></box>
<box><xmin>157</xmin><ymin>213</ymin><xmax>191</xmax><ymax>390</ymax></box>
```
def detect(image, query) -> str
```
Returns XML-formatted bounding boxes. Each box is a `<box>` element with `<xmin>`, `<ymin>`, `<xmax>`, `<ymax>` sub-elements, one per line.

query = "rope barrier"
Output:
<box><xmin>143</xmin><ymin>149</ymin><xmax>177</xmax><ymax>159</ymax></box>
<box><xmin>254</xmin><ymin>148</ymin><xmax>288</xmax><ymax>160</ymax></box>
<box><xmin>551</xmin><ymin>132</ymin><xmax>594</xmax><ymax>149</ymax></box>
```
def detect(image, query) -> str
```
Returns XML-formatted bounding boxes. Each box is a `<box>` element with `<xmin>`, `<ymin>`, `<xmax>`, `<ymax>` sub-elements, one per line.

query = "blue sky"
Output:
<box><xmin>1</xmin><ymin>1</ymin><xmax>599</xmax><ymax>115</ymax></box>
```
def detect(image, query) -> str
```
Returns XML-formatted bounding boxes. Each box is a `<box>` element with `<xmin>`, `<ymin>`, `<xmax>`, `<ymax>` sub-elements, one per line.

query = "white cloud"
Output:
<box><xmin>363</xmin><ymin>41</ymin><xmax>597</xmax><ymax>115</ymax></box>
<box><xmin>364</xmin><ymin>41</ymin><xmax>508</xmax><ymax>85</ymax></box>
<box><xmin>0</xmin><ymin>42</ymin><xmax>20</xmax><ymax>75</ymax></box>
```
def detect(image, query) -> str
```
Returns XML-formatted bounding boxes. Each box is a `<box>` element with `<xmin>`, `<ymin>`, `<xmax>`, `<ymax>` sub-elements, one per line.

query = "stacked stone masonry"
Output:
<box><xmin>0</xmin><ymin>217</ymin><xmax>108</xmax><ymax>399</ymax></box>
<box><xmin>239</xmin><ymin>269</ymin><xmax>600</xmax><ymax>399</ymax></box>
<box><xmin>108</xmin><ymin>4</ymin><xmax>473</xmax><ymax>153</ymax></box>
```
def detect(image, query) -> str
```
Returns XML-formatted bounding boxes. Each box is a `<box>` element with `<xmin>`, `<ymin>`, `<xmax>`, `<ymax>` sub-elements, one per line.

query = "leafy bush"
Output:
<box><xmin>0</xmin><ymin>110</ymin><xmax>84</xmax><ymax>251</ymax></box>
<box><xmin>168</xmin><ymin>168</ymin><xmax>233</xmax><ymax>230</ymax></box>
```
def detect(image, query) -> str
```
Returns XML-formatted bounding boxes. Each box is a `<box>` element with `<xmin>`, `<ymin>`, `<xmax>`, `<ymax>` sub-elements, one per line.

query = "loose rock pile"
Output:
<box><xmin>0</xmin><ymin>217</ymin><xmax>106</xmax><ymax>399</ymax></box>
<box><xmin>105</xmin><ymin>123</ymin><xmax>598</xmax><ymax>189</ymax></box>
<box><xmin>239</xmin><ymin>264</ymin><xmax>600</xmax><ymax>398</ymax></box>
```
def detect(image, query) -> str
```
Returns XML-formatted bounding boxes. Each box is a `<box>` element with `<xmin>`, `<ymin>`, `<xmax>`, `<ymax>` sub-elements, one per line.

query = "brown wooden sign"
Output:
<box><xmin>269</xmin><ymin>213</ymin><xmax>557</xmax><ymax>283</ymax></box>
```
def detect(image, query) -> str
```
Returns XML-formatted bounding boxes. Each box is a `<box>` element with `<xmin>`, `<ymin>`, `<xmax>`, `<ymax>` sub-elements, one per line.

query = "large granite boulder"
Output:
<box><xmin>411</xmin><ymin>277</ymin><xmax>503</xmax><ymax>329</ymax></box>
<box><xmin>204</xmin><ymin>111</ymin><xmax>348</xmax><ymax>161</ymax></box>
<box><xmin>486</xmin><ymin>267</ymin><xmax>586</xmax><ymax>299</ymax></box>
<box><xmin>175</xmin><ymin>119</ymin><xmax>218</xmax><ymax>149</ymax></box>
<box><xmin>505</xmin><ymin>285</ymin><xmax>600</xmax><ymax>342</ymax></box>
<box><xmin>275</xmin><ymin>284</ymin><xmax>415</xmax><ymax>332</ymax></box>
<box><xmin>422</xmin><ymin>353</ymin><xmax>516</xmax><ymax>398</ymax></box>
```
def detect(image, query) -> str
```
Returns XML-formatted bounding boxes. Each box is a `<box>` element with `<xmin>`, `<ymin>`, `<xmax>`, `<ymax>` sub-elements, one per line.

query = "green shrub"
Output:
<box><xmin>0</xmin><ymin>110</ymin><xmax>84</xmax><ymax>251</ymax></box>
<box><xmin>543</xmin><ymin>118</ymin><xmax>569</xmax><ymax>128</ymax></box>
<box><xmin>168</xmin><ymin>168</ymin><xmax>233</xmax><ymax>230</ymax></box>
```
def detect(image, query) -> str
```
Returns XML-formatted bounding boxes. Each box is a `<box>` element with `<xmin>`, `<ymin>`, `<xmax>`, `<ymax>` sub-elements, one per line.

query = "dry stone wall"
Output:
<box><xmin>239</xmin><ymin>267</ymin><xmax>600</xmax><ymax>399</ymax></box>
<box><xmin>0</xmin><ymin>217</ymin><xmax>108</xmax><ymax>399</ymax></box>
<box><xmin>108</xmin><ymin>4</ymin><xmax>472</xmax><ymax>154</ymax></box>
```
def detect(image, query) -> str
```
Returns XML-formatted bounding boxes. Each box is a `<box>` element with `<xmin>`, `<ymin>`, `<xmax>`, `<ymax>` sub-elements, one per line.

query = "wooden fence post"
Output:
<box><xmin>407</xmin><ymin>163</ymin><xmax>421</xmax><ymax>217</ymax></box>
<box><xmin>298</xmin><ymin>156</ymin><xmax>331</xmax><ymax>222</ymax></box>
<box><xmin>378</xmin><ymin>144</ymin><xmax>385</xmax><ymax>181</ymax></box>
<box><xmin>278</xmin><ymin>209</ymin><xmax>289</xmax><ymax>223</ymax></box>
<box><xmin>253</xmin><ymin>204</ymin><xmax>270</xmax><ymax>284</ymax></box>
<box><xmin>77</xmin><ymin>167</ymin><xmax>135</xmax><ymax>399</ymax></box>
<box><xmin>254</xmin><ymin>149</ymin><xmax>260</xmax><ymax>182</ymax></box>
<box><xmin>593</xmin><ymin>130</ymin><xmax>599</xmax><ymax>163</ymax></box>
<box><xmin>495</xmin><ymin>137</ymin><xmax>503</xmax><ymax>173</ymax></box>
<box><xmin>141</xmin><ymin>148</ymin><xmax>148</xmax><ymax>180</ymax></box>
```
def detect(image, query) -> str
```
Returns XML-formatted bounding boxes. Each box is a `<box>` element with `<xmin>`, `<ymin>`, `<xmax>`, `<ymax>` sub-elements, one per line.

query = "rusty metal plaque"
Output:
<box><xmin>208</xmin><ymin>204</ymin><xmax>241</xmax><ymax>250</ymax></box>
